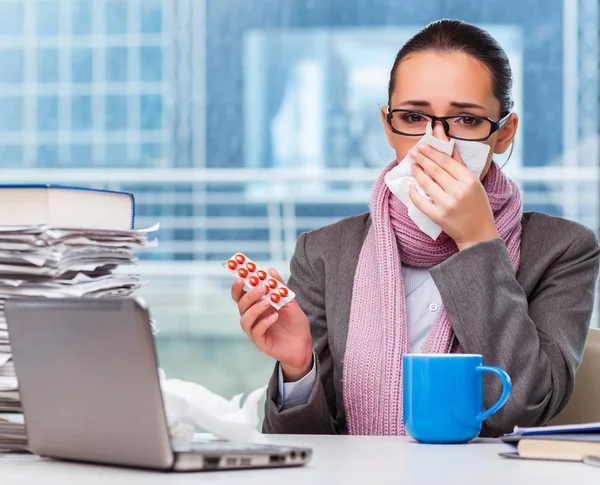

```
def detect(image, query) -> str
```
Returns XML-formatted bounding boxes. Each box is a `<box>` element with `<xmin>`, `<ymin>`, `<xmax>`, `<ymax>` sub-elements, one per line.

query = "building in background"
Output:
<box><xmin>0</xmin><ymin>0</ymin><xmax>167</xmax><ymax>167</ymax></box>
<box><xmin>0</xmin><ymin>0</ymin><xmax>597</xmax><ymax>396</ymax></box>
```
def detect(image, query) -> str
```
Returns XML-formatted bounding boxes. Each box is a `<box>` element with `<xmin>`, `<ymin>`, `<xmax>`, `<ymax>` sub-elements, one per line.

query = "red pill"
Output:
<box><xmin>270</xmin><ymin>293</ymin><xmax>281</xmax><ymax>303</ymax></box>
<box><xmin>248</xmin><ymin>276</ymin><xmax>259</xmax><ymax>286</ymax></box>
<box><xmin>278</xmin><ymin>287</ymin><xmax>289</xmax><ymax>297</ymax></box>
<box><xmin>235</xmin><ymin>254</ymin><xmax>246</xmax><ymax>264</ymax></box>
<box><xmin>226</xmin><ymin>260</ymin><xmax>237</xmax><ymax>270</ymax></box>
<box><xmin>263</xmin><ymin>285</ymin><xmax>270</xmax><ymax>294</ymax></box>
<box><xmin>257</xmin><ymin>270</ymin><xmax>267</xmax><ymax>280</ymax></box>
<box><xmin>267</xmin><ymin>279</ymin><xmax>278</xmax><ymax>289</ymax></box>
<box><xmin>238</xmin><ymin>268</ymin><xmax>248</xmax><ymax>278</ymax></box>
<box><xmin>246</xmin><ymin>262</ymin><xmax>256</xmax><ymax>272</ymax></box>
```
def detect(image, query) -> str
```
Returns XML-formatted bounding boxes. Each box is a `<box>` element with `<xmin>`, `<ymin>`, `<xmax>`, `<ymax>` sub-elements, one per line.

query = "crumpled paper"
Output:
<box><xmin>384</xmin><ymin>122</ymin><xmax>491</xmax><ymax>240</ymax></box>
<box><xmin>159</xmin><ymin>368</ymin><xmax>267</xmax><ymax>446</ymax></box>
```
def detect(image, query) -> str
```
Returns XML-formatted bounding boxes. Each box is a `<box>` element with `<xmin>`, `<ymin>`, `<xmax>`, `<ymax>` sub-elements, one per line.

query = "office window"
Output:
<box><xmin>37</xmin><ymin>96</ymin><xmax>59</xmax><ymax>131</ymax></box>
<box><xmin>0</xmin><ymin>145</ymin><xmax>22</xmax><ymax>167</ymax></box>
<box><xmin>106</xmin><ymin>47</ymin><xmax>128</xmax><ymax>82</ymax></box>
<box><xmin>105</xmin><ymin>0</ymin><xmax>127</xmax><ymax>35</ymax></box>
<box><xmin>71</xmin><ymin>144</ymin><xmax>93</xmax><ymax>166</ymax></box>
<box><xmin>106</xmin><ymin>143</ymin><xmax>128</xmax><ymax>165</ymax></box>
<box><xmin>37</xmin><ymin>144</ymin><xmax>59</xmax><ymax>167</ymax></box>
<box><xmin>105</xmin><ymin>95</ymin><xmax>128</xmax><ymax>130</ymax></box>
<box><xmin>140</xmin><ymin>46</ymin><xmax>162</xmax><ymax>82</ymax></box>
<box><xmin>140</xmin><ymin>95</ymin><xmax>162</xmax><ymax>130</ymax></box>
<box><xmin>141</xmin><ymin>142</ymin><xmax>162</xmax><ymax>165</ymax></box>
<box><xmin>141</xmin><ymin>0</ymin><xmax>162</xmax><ymax>34</ymax></box>
<box><xmin>174</xmin><ymin>229</ymin><xmax>194</xmax><ymax>240</ymax></box>
<box><xmin>36</xmin><ymin>0</ymin><xmax>60</xmax><ymax>36</ymax></box>
<box><xmin>71</xmin><ymin>48</ymin><xmax>93</xmax><ymax>83</ymax></box>
<box><xmin>72</xmin><ymin>0</ymin><xmax>92</xmax><ymax>36</ymax></box>
<box><xmin>0</xmin><ymin>50</ymin><xmax>23</xmax><ymax>84</ymax></box>
<box><xmin>0</xmin><ymin>97</ymin><xmax>22</xmax><ymax>131</ymax></box>
<box><xmin>37</xmin><ymin>49</ymin><xmax>59</xmax><ymax>84</ymax></box>
<box><xmin>0</xmin><ymin>1</ymin><xmax>23</xmax><ymax>36</ymax></box>
<box><xmin>71</xmin><ymin>95</ymin><xmax>92</xmax><ymax>131</ymax></box>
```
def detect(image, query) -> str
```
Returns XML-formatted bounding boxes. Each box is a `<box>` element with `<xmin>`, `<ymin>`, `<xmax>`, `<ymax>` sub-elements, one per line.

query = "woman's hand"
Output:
<box><xmin>231</xmin><ymin>269</ymin><xmax>313</xmax><ymax>381</ymax></box>
<box><xmin>408</xmin><ymin>143</ymin><xmax>499</xmax><ymax>250</ymax></box>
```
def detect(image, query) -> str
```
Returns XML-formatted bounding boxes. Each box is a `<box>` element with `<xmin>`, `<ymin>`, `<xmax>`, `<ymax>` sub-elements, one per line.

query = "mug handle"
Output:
<box><xmin>475</xmin><ymin>366</ymin><xmax>512</xmax><ymax>423</ymax></box>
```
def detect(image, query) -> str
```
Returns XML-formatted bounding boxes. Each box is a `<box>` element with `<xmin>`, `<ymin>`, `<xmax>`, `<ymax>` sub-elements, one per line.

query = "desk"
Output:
<box><xmin>1</xmin><ymin>435</ymin><xmax>597</xmax><ymax>485</ymax></box>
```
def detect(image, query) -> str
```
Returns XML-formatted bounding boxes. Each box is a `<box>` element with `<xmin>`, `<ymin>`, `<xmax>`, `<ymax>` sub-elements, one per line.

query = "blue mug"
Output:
<box><xmin>403</xmin><ymin>354</ymin><xmax>512</xmax><ymax>444</ymax></box>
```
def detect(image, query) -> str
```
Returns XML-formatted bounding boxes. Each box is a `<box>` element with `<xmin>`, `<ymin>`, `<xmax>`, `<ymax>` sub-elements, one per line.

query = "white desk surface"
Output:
<box><xmin>1</xmin><ymin>434</ymin><xmax>598</xmax><ymax>485</ymax></box>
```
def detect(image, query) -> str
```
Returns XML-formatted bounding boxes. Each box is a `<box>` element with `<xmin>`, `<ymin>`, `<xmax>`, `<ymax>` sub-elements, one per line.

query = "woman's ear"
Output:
<box><xmin>381</xmin><ymin>106</ymin><xmax>396</xmax><ymax>149</ymax></box>
<box><xmin>493</xmin><ymin>113</ymin><xmax>518</xmax><ymax>154</ymax></box>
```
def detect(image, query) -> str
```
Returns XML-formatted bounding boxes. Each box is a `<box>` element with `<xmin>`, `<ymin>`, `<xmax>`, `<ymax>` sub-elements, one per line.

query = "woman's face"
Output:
<box><xmin>381</xmin><ymin>50</ymin><xmax>518</xmax><ymax>179</ymax></box>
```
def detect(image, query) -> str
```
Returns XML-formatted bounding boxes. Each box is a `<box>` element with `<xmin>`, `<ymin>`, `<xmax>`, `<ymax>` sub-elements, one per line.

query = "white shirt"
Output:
<box><xmin>278</xmin><ymin>265</ymin><xmax>442</xmax><ymax>409</ymax></box>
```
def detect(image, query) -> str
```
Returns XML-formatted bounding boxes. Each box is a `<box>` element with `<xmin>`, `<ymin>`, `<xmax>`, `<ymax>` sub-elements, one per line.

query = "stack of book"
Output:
<box><xmin>501</xmin><ymin>422</ymin><xmax>600</xmax><ymax>467</ymax></box>
<box><xmin>0</xmin><ymin>185</ymin><xmax>157</xmax><ymax>452</ymax></box>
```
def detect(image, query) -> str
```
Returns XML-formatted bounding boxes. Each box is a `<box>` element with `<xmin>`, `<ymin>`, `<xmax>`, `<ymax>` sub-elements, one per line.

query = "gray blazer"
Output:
<box><xmin>262</xmin><ymin>212</ymin><xmax>600</xmax><ymax>437</ymax></box>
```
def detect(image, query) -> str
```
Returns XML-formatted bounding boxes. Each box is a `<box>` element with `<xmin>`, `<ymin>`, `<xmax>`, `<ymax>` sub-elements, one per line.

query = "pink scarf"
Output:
<box><xmin>343</xmin><ymin>161</ymin><xmax>522</xmax><ymax>435</ymax></box>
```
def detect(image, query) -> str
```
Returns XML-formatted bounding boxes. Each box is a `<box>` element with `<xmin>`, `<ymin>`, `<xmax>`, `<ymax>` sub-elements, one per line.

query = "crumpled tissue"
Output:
<box><xmin>384</xmin><ymin>122</ymin><xmax>491</xmax><ymax>240</ymax></box>
<box><xmin>159</xmin><ymin>368</ymin><xmax>267</xmax><ymax>446</ymax></box>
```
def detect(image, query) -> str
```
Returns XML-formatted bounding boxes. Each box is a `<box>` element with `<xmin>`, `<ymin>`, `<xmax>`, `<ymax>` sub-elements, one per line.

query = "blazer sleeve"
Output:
<box><xmin>429</xmin><ymin>233</ymin><xmax>600</xmax><ymax>436</ymax></box>
<box><xmin>262</xmin><ymin>232</ymin><xmax>338</xmax><ymax>434</ymax></box>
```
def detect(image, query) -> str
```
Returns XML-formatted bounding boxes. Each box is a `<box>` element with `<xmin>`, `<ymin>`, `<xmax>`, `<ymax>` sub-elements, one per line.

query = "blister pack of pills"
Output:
<box><xmin>223</xmin><ymin>253</ymin><xmax>295</xmax><ymax>310</ymax></box>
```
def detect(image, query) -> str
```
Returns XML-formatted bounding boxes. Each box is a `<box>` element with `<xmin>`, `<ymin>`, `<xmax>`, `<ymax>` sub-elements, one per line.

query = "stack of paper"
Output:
<box><xmin>0</xmin><ymin>354</ymin><xmax>19</xmax><ymax>419</ymax></box>
<box><xmin>0</xmin><ymin>412</ymin><xmax>26</xmax><ymax>451</ymax></box>
<box><xmin>0</xmin><ymin>223</ymin><xmax>158</xmax><ymax>452</ymax></box>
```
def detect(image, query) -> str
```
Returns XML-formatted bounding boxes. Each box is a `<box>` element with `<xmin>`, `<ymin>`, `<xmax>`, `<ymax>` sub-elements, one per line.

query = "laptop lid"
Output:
<box><xmin>6</xmin><ymin>297</ymin><xmax>174</xmax><ymax>470</ymax></box>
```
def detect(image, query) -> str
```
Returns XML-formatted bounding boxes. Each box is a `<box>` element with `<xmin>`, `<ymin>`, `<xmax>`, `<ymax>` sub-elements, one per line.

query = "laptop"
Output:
<box><xmin>5</xmin><ymin>297</ymin><xmax>312</xmax><ymax>471</ymax></box>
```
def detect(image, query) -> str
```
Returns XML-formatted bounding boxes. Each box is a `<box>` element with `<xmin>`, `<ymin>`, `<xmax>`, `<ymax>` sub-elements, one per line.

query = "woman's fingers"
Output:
<box><xmin>409</xmin><ymin>183</ymin><xmax>442</xmax><ymax>221</ymax></box>
<box><xmin>268</xmin><ymin>268</ymin><xmax>285</xmax><ymax>283</ymax></box>
<box><xmin>416</xmin><ymin>143</ymin><xmax>470</xmax><ymax>179</ymax></box>
<box><xmin>237</xmin><ymin>284</ymin><xmax>268</xmax><ymax>315</ymax></box>
<box><xmin>239</xmin><ymin>297</ymin><xmax>271</xmax><ymax>338</ymax></box>
<box><xmin>411</xmin><ymin>162</ymin><xmax>452</xmax><ymax>206</ymax></box>
<box><xmin>231</xmin><ymin>277</ymin><xmax>246</xmax><ymax>303</ymax></box>
<box><xmin>251</xmin><ymin>312</ymin><xmax>279</xmax><ymax>342</ymax></box>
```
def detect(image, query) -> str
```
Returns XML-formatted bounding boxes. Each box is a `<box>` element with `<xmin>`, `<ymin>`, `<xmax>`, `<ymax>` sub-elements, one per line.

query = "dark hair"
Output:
<box><xmin>388</xmin><ymin>19</ymin><xmax>514</xmax><ymax>116</ymax></box>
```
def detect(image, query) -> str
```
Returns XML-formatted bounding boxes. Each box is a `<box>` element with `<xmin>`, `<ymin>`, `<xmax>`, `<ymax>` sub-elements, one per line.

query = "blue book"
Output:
<box><xmin>0</xmin><ymin>185</ymin><xmax>135</xmax><ymax>229</ymax></box>
<box><xmin>504</xmin><ymin>422</ymin><xmax>600</xmax><ymax>438</ymax></box>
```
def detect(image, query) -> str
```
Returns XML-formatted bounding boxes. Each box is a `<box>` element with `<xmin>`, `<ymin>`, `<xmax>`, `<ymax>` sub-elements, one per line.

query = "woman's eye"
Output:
<box><xmin>404</xmin><ymin>113</ymin><xmax>426</xmax><ymax>123</ymax></box>
<box><xmin>457</xmin><ymin>116</ymin><xmax>481</xmax><ymax>126</ymax></box>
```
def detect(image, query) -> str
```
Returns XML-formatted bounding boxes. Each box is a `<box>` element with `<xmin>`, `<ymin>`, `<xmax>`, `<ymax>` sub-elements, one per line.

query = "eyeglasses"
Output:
<box><xmin>386</xmin><ymin>109</ymin><xmax>511</xmax><ymax>142</ymax></box>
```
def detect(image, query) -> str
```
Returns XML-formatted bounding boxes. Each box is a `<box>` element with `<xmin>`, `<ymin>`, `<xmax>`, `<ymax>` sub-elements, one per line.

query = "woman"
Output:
<box><xmin>231</xmin><ymin>19</ymin><xmax>600</xmax><ymax>437</ymax></box>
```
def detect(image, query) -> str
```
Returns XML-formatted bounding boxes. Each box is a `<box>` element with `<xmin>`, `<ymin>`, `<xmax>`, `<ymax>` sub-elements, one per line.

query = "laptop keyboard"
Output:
<box><xmin>178</xmin><ymin>439</ymin><xmax>283</xmax><ymax>453</ymax></box>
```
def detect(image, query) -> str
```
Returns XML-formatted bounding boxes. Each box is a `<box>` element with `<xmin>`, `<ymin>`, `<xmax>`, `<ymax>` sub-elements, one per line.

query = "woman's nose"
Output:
<box><xmin>431</xmin><ymin>120</ymin><xmax>450</xmax><ymax>142</ymax></box>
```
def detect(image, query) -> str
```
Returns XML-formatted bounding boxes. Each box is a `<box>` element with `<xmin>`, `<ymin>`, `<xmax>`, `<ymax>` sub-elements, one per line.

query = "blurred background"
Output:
<box><xmin>0</xmin><ymin>0</ymin><xmax>597</xmax><ymax>401</ymax></box>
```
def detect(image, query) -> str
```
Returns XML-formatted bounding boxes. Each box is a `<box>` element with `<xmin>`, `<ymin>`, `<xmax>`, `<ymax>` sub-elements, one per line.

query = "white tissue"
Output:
<box><xmin>384</xmin><ymin>123</ymin><xmax>491</xmax><ymax>240</ymax></box>
<box><xmin>159</xmin><ymin>369</ymin><xmax>267</xmax><ymax>446</ymax></box>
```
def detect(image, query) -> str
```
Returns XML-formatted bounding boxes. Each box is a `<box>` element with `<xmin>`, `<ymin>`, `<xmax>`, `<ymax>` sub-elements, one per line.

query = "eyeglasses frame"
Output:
<box><xmin>386</xmin><ymin>109</ymin><xmax>511</xmax><ymax>142</ymax></box>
